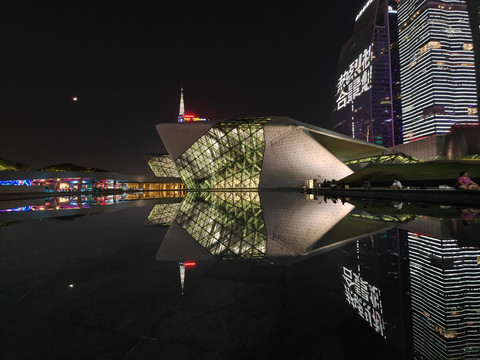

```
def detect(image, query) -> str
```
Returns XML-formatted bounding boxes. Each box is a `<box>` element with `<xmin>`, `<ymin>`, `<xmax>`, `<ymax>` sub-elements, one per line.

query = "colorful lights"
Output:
<box><xmin>0</xmin><ymin>206</ymin><xmax>32</xmax><ymax>213</ymax></box>
<box><xmin>183</xmin><ymin>114</ymin><xmax>207</xmax><ymax>122</ymax></box>
<box><xmin>184</xmin><ymin>261</ymin><xmax>197</xmax><ymax>267</ymax></box>
<box><xmin>0</xmin><ymin>180</ymin><xmax>32</xmax><ymax>186</ymax></box>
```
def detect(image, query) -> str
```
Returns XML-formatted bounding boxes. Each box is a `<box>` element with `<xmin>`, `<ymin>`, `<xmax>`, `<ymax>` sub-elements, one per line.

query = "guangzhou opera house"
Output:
<box><xmin>152</xmin><ymin>116</ymin><xmax>415</xmax><ymax>190</ymax></box>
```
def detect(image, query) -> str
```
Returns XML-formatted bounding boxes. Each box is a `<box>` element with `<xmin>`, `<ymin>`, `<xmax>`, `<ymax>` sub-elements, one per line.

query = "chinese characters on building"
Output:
<box><xmin>342</xmin><ymin>266</ymin><xmax>386</xmax><ymax>337</ymax></box>
<box><xmin>335</xmin><ymin>44</ymin><xmax>373</xmax><ymax>111</ymax></box>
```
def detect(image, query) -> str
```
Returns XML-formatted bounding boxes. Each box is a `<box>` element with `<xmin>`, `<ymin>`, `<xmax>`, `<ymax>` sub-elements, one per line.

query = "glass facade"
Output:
<box><xmin>144</xmin><ymin>202</ymin><xmax>182</xmax><ymax>227</ymax></box>
<box><xmin>398</xmin><ymin>0</ymin><xmax>478</xmax><ymax>143</ymax></box>
<box><xmin>343</xmin><ymin>153</ymin><xmax>420</xmax><ymax>166</ymax></box>
<box><xmin>174</xmin><ymin>118</ymin><xmax>270</xmax><ymax>189</ymax></box>
<box><xmin>145</xmin><ymin>154</ymin><xmax>181</xmax><ymax>178</ymax></box>
<box><xmin>175</xmin><ymin>191</ymin><xmax>267</xmax><ymax>260</ymax></box>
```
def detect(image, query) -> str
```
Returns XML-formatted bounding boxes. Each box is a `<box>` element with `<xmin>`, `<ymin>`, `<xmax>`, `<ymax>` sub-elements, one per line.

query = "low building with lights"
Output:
<box><xmin>0</xmin><ymin>171</ymin><xmax>184</xmax><ymax>195</ymax></box>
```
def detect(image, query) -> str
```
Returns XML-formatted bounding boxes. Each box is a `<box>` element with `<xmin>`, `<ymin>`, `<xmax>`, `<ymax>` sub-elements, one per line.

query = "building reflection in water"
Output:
<box><xmin>144</xmin><ymin>202</ymin><xmax>182</xmax><ymax>227</ymax></box>
<box><xmin>152</xmin><ymin>191</ymin><xmax>480</xmax><ymax>358</ymax></box>
<box><xmin>408</xmin><ymin>231</ymin><xmax>480</xmax><ymax>359</ymax></box>
<box><xmin>155</xmin><ymin>191</ymin><xmax>355</xmax><ymax>262</ymax></box>
<box><xmin>0</xmin><ymin>190</ymin><xmax>185</xmax><ymax>223</ymax></box>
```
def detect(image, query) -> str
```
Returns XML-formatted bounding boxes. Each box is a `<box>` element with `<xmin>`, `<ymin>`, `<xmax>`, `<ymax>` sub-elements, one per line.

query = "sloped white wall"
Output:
<box><xmin>260</xmin><ymin>120</ymin><xmax>353</xmax><ymax>188</ymax></box>
<box><xmin>260</xmin><ymin>191</ymin><xmax>354</xmax><ymax>257</ymax></box>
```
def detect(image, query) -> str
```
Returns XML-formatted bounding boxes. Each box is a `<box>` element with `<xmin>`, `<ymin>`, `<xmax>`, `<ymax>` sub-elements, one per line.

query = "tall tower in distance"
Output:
<box><xmin>178</xmin><ymin>87</ymin><xmax>185</xmax><ymax>123</ymax></box>
<box><xmin>397</xmin><ymin>0</ymin><xmax>478</xmax><ymax>144</ymax></box>
<box><xmin>332</xmin><ymin>0</ymin><xmax>402</xmax><ymax>148</ymax></box>
<box><xmin>176</xmin><ymin>87</ymin><xmax>208</xmax><ymax>122</ymax></box>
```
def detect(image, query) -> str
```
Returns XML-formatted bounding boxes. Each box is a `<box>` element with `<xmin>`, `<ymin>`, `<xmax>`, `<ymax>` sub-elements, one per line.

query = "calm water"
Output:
<box><xmin>1</xmin><ymin>191</ymin><xmax>479</xmax><ymax>359</ymax></box>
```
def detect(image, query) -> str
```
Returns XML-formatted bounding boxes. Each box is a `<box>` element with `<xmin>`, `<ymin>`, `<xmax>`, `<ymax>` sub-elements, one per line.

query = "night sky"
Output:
<box><xmin>1</xmin><ymin>1</ymin><xmax>478</xmax><ymax>175</ymax></box>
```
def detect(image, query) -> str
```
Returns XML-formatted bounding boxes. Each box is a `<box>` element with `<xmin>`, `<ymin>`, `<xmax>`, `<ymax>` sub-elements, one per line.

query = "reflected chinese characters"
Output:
<box><xmin>151</xmin><ymin>192</ymin><xmax>480</xmax><ymax>359</ymax></box>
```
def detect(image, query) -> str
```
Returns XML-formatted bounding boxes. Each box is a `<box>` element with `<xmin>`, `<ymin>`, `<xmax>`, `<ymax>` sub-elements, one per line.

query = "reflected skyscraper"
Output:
<box><xmin>397</xmin><ymin>0</ymin><xmax>478</xmax><ymax>143</ymax></box>
<box><xmin>340</xmin><ymin>228</ymin><xmax>412</xmax><ymax>352</ymax></box>
<box><xmin>408</xmin><ymin>231</ymin><xmax>480</xmax><ymax>359</ymax></box>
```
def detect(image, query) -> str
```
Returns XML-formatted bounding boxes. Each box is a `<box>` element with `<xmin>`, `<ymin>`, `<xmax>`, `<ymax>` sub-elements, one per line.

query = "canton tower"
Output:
<box><xmin>178</xmin><ymin>87</ymin><xmax>185</xmax><ymax>123</ymax></box>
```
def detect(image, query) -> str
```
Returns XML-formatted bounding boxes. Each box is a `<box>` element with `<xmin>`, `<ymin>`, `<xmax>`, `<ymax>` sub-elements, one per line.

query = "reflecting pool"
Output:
<box><xmin>1</xmin><ymin>191</ymin><xmax>479</xmax><ymax>359</ymax></box>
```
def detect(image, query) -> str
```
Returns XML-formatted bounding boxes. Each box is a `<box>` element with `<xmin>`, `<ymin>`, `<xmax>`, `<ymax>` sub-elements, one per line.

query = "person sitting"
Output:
<box><xmin>456</xmin><ymin>171</ymin><xmax>480</xmax><ymax>190</ymax></box>
<box><xmin>391</xmin><ymin>178</ymin><xmax>402</xmax><ymax>189</ymax></box>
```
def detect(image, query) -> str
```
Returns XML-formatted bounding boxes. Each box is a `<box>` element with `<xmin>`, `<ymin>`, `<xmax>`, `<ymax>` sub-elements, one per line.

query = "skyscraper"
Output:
<box><xmin>332</xmin><ymin>0</ymin><xmax>402</xmax><ymax>147</ymax></box>
<box><xmin>397</xmin><ymin>0</ymin><xmax>478</xmax><ymax>143</ymax></box>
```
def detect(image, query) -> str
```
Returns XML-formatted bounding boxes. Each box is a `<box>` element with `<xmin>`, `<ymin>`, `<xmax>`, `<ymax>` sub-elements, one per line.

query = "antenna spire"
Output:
<box><xmin>178</xmin><ymin>86</ymin><xmax>185</xmax><ymax>122</ymax></box>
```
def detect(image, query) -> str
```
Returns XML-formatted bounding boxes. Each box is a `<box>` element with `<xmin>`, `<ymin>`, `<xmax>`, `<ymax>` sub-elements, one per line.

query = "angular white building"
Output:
<box><xmin>156</xmin><ymin>116</ymin><xmax>402</xmax><ymax>189</ymax></box>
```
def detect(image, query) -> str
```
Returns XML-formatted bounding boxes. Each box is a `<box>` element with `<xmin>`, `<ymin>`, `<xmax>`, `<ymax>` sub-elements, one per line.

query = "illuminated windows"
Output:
<box><xmin>175</xmin><ymin>191</ymin><xmax>267</xmax><ymax>260</ymax></box>
<box><xmin>175</xmin><ymin>118</ymin><xmax>269</xmax><ymax>189</ymax></box>
<box><xmin>398</xmin><ymin>0</ymin><xmax>478</xmax><ymax>143</ymax></box>
<box><xmin>419</xmin><ymin>41</ymin><xmax>441</xmax><ymax>55</ymax></box>
<box><xmin>145</xmin><ymin>154</ymin><xmax>181</xmax><ymax>178</ymax></box>
<box><xmin>144</xmin><ymin>203</ymin><xmax>182</xmax><ymax>227</ymax></box>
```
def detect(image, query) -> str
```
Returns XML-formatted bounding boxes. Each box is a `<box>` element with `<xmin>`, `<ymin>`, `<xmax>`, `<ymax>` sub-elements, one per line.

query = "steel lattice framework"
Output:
<box><xmin>174</xmin><ymin>118</ymin><xmax>270</xmax><ymax>189</ymax></box>
<box><xmin>175</xmin><ymin>191</ymin><xmax>267</xmax><ymax>259</ymax></box>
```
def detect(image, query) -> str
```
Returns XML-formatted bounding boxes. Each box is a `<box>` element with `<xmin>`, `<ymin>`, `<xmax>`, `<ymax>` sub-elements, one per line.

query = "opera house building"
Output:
<box><xmin>151</xmin><ymin>116</ymin><xmax>413</xmax><ymax>190</ymax></box>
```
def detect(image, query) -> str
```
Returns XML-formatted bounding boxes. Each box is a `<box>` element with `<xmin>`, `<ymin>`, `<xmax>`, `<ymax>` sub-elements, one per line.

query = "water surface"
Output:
<box><xmin>1</xmin><ymin>191</ymin><xmax>479</xmax><ymax>359</ymax></box>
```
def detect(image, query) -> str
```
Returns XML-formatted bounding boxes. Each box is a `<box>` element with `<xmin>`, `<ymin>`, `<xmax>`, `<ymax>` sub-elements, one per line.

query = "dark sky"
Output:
<box><xmin>2</xmin><ymin>1</ymin><xmax>475</xmax><ymax>175</ymax></box>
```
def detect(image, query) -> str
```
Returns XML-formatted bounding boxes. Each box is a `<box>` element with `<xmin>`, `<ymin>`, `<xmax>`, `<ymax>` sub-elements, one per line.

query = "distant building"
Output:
<box><xmin>0</xmin><ymin>170</ymin><xmax>182</xmax><ymax>193</ymax></box>
<box><xmin>392</xmin><ymin>123</ymin><xmax>480</xmax><ymax>161</ymax></box>
<box><xmin>397</xmin><ymin>0</ymin><xmax>478</xmax><ymax>143</ymax></box>
<box><xmin>332</xmin><ymin>0</ymin><xmax>402</xmax><ymax>148</ymax></box>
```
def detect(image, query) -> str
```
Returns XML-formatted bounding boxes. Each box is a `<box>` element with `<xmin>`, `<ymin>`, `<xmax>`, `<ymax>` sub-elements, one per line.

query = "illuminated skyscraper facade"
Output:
<box><xmin>408</xmin><ymin>231</ymin><xmax>480</xmax><ymax>359</ymax></box>
<box><xmin>332</xmin><ymin>0</ymin><xmax>402</xmax><ymax>147</ymax></box>
<box><xmin>398</xmin><ymin>0</ymin><xmax>478</xmax><ymax>143</ymax></box>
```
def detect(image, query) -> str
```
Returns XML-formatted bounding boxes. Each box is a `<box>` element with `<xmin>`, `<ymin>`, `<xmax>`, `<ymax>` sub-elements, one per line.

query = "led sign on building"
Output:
<box><xmin>342</xmin><ymin>265</ymin><xmax>386</xmax><ymax>337</ymax></box>
<box><xmin>335</xmin><ymin>44</ymin><xmax>373</xmax><ymax>111</ymax></box>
